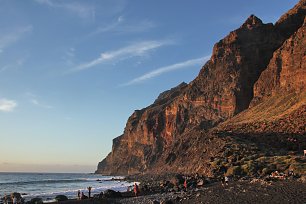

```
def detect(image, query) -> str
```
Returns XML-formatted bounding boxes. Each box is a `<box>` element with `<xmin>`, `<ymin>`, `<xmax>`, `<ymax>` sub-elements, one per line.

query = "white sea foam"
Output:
<box><xmin>0</xmin><ymin>173</ymin><xmax>132</xmax><ymax>202</ymax></box>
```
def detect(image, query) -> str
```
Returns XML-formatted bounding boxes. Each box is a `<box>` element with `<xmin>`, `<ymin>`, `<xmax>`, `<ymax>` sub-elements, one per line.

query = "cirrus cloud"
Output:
<box><xmin>0</xmin><ymin>25</ymin><xmax>32</xmax><ymax>52</ymax></box>
<box><xmin>34</xmin><ymin>0</ymin><xmax>95</xmax><ymax>21</ymax></box>
<box><xmin>71</xmin><ymin>40</ymin><xmax>172</xmax><ymax>72</ymax></box>
<box><xmin>121</xmin><ymin>55</ymin><xmax>210</xmax><ymax>86</ymax></box>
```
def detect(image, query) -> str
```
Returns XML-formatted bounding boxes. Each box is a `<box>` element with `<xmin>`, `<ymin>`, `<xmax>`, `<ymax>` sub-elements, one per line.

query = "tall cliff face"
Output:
<box><xmin>222</xmin><ymin>17</ymin><xmax>306</xmax><ymax>135</ymax></box>
<box><xmin>251</xmin><ymin>18</ymin><xmax>306</xmax><ymax>106</ymax></box>
<box><xmin>96</xmin><ymin>1</ymin><xmax>306</xmax><ymax>175</ymax></box>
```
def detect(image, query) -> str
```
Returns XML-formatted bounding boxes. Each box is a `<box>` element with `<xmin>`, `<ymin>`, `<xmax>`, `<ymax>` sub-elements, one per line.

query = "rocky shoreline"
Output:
<box><xmin>2</xmin><ymin>174</ymin><xmax>305</xmax><ymax>204</ymax></box>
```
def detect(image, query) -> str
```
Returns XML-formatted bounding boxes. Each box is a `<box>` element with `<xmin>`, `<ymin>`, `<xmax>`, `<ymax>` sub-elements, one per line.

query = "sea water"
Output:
<box><xmin>0</xmin><ymin>172</ymin><xmax>133</xmax><ymax>202</ymax></box>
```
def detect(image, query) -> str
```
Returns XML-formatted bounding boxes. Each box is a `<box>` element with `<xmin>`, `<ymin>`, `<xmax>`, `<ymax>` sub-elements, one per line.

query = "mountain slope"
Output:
<box><xmin>96</xmin><ymin>0</ymin><xmax>306</xmax><ymax>176</ymax></box>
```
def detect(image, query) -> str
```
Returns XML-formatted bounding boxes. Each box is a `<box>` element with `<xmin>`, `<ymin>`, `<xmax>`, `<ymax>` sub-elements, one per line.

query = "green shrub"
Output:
<box><xmin>261</xmin><ymin>167</ymin><xmax>272</xmax><ymax>176</ymax></box>
<box><xmin>289</xmin><ymin>163</ymin><xmax>306</xmax><ymax>175</ymax></box>
<box><xmin>210</xmin><ymin>160</ymin><xmax>221</xmax><ymax>168</ymax></box>
<box><xmin>226</xmin><ymin>166</ymin><xmax>242</xmax><ymax>176</ymax></box>
<box><xmin>241</xmin><ymin>164</ymin><xmax>249</xmax><ymax>174</ymax></box>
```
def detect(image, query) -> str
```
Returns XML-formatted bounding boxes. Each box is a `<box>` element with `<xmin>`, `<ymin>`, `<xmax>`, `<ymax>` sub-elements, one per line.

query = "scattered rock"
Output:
<box><xmin>55</xmin><ymin>195</ymin><xmax>68</xmax><ymax>201</ymax></box>
<box><xmin>27</xmin><ymin>197</ymin><xmax>43</xmax><ymax>204</ymax></box>
<box><xmin>103</xmin><ymin>189</ymin><xmax>122</xmax><ymax>198</ymax></box>
<box><xmin>250</xmin><ymin>178</ymin><xmax>271</xmax><ymax>186</ymax></box>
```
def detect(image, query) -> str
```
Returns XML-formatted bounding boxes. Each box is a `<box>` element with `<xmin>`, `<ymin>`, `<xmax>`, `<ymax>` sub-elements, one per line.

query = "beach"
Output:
<box><xmin>3</xmin><ymin>174</ymin><xmax>304</xmax><ymax>204</ymax></box>
<box><xmin>119</xmin><ymin>180</ymin><xmax>306</xmax><ymax>204</ymax></box>
<box><xmin>39</xmin><ymin>179</ymin><xmax>306</xmax><ymax>204</ymax></box>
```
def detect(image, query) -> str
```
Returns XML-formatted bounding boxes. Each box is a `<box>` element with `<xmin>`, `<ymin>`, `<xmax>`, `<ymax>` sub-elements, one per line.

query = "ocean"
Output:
<box><xmin>0</xmin><ymin>172</ymin><xmax>133</xmax><ymax>202</ymax></box>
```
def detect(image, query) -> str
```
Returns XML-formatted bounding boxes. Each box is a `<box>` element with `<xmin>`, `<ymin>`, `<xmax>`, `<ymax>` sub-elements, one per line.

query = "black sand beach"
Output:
<box><xmin>45</xmin><ymin>179</ymin><xmax>306</xmax><ymax>204</ymax></box>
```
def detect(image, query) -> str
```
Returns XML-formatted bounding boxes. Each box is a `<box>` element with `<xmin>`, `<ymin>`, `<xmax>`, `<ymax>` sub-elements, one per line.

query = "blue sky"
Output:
<box><xmin>0</xmin><ymin>0</ymin><xmax>299</xmax><ymax>173</ymax></box>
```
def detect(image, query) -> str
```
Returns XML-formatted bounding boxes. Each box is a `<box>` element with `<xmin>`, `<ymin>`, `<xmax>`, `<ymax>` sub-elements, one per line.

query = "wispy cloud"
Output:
<box><xmin>62</xmin><ymin>47</ymin><xmax>75</xmax><ymax>66</ymax></box>
<box><xmin>89</xmin><ymin>17</ymin><xmax>122</xmax><ymax>36</ymax></box>
<box><xmin>122</xmin><ymin>55</ymin><xmax>211</xmax><ymax>86</ymax></box>
<box><xmin>34</xmin><ymin>0</ymin><xmax>95</xmax><ymax>21</ymax></box>
<box><xmin>0</xmin><ymin>56</ymin><xmax>28</xmax><ymax>73</ymax></box>
<box><xmin>89</xmin><ymin>16</ymin><xmax>156</xmax><ymax>37</ymax></box>
<box><xmin>0</xmin><ymin>98</ymin><xmax>17</xmax><ymax>112</ymax></box>
<box><xmin>26</xmin><ymin>92</ymin><xmax>53</xmax><ymax>109</ymax></box>
<box><xmin>0</xmin><ymin>25</ymin><xmax>32</xmax><ymax>52</ymax></box>
<box><xmin>72</xmin><ymin>40</ymin><xmax>171</xmax><ymax>72</ymax></box>
<box><xmin>30</xmin><ymin>99</ymin><xmax>53</xmax><ymax>109</ymax></box>
<box><xmin>117</xmin><ymin>20</ymin><xmax>156</xmax><ymax>33</ymax></box>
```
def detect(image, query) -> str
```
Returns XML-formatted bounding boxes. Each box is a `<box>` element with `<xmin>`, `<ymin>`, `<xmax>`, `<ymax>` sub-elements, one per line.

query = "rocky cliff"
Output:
<box><xmin>96</xmin><ymin>0</ymin><xmax>306</xmax><ymax>176</ymax></box>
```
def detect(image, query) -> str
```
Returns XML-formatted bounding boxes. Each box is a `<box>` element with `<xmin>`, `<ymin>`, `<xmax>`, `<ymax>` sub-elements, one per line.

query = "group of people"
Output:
<box><xmin>127</xmin><ymin>182</ymin><xmax>140</xmax><ymax>196</ymax></box>
<box><xmin>2</xmin><ymin>193</ymin><xmax>22</xmax><ymax>204</ymax></box>
<box><xmin>270</xmin><ymin>170</ymin><xmax>295</xmax><ymax>180</ymax></box>
<box><xmin>77</xmin><ymin>186</ymin><xmax>92</xmax><ymax>200</ymax></box>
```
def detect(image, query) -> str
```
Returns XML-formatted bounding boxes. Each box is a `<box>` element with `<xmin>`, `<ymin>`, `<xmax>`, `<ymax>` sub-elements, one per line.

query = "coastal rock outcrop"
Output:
<box><xmin>96</xmin><ymin>0</ymin><xmax>306</xmax><ymax>176</ymax></box>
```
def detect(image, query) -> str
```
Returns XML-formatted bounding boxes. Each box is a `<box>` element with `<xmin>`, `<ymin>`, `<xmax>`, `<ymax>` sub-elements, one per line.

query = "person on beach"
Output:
<box><xmin>221</xmin><ymin>176</ymin><xmax>225</xmax><ymax>186</ymax></box>
<box><xmin>87</xmin><ymin>186</ymin><xmax>92</xmax><ymax>198</ymax></box>
<box><xmin>225</xmin><ymin>176</ymin><xmax>229</xmax><ymax>185</ymax></box>
<box><xmin>12</xmin><ymin>195</ymin><xmax>17</xmax><ymax>204</ymax></box>
<box><xmin>288</xmin><ymin>170</ymin><xmax>294</xmax><ymax>178</ymax></box>
<box><xmin>77</xmin><ymin>190</ymin><xmax>81</xmax><ymax>200</ymax></box>
<box><xmin>184</xmin><ymin>178</ymin><xmax>187</xmax><ymax>191</ymax></box>
<box><xmin>133</xmin><ymin>182</ymin><xmax>139</xmax><ymax>197</ymax></box>
<box><xmin>3</xmin><ymin>194</ymin><xmax>7</xmax><ymax>204</ymax></box>
<box><xmin>81</xmin><ymin>192</ymin><xmax>88</xmax><ymax>200</ymax></box>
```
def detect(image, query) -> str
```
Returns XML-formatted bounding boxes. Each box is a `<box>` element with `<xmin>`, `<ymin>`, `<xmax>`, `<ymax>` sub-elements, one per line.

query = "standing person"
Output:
<box><xmin>184</xmin><ymin>178</ymin><xmax>187</xmax><ymax>191</ymax></box>
<box><xmin>87</xmin><ymin>186</ymin><xmax>92</xmax><ymax>198</ymax></box>
<box><xmin>224</xmin><ymin>176</ymin><xmax>229</xmax><ymax>185</ymax></box>
<box><xmin>221</xmin><ymin>176</ymin><xmax>225</xmax><ymax>186</ymax></box>
<box><xmin>12</xmin><ymin>195</ymin><xmax>17</xmax><ymax>204</ymax></box>
<box><xmin>3</xmin><ymin>194</ymin><xmax>7</xmax><ymax>204</ymax></box>
<box><xmin>133</xmin><ymin>182</ymin><xmax>139</xmax><ymax>197</ymax></box>
<box><xmin>77</xmin><ymin>190</ymin><xmax>81</xmax><ymax>200</ymax></box>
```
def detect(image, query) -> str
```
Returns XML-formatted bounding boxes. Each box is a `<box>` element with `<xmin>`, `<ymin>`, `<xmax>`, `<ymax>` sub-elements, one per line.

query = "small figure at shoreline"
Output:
<box><xmin>3</xmin><ymin>194</ymin><xmax>8</xmax><ymax>204</ymax></box>
<box><xmin>133</xmin><ymin>182</ymin><xmax>139</xmax><ymax>197</ymax></box>
<box><xmin>11</xmin><ymin>193</ymin><xmax>17</xmax><ymax>204</ymax></box>
<box><xmin>87</xmin><ymin>186</ymin><xmax>92</xmax><ymax>198</ymax></box>
<box><xmin>77</xmin><ymin>190</ymin><xmax>81</xmax><ymax>200</ymax></box>
<box><xmin>81</xmin><ymin>192</ymin><xmax>88</xmax><ymax>200</ymax></box>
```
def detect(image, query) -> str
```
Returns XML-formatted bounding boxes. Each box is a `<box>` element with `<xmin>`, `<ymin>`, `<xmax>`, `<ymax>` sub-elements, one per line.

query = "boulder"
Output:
<box><xmin>11</xmin><ymin>192</ymin><xmax>22</xmax><ymax>199</ymax></box>
<box><xmin>55</xmin><ymin>195</ymin><xmax>68</xmax><ymax>201</ymax></box>
<box><xmin>103</xmin><ymin>189</ymin><xmax>122</xmax><ymax>198</ymax></box>
<box><xmin>27</xmin><ymin>197</ymin><xmax>43</xmax><ymax>204</ymax></box>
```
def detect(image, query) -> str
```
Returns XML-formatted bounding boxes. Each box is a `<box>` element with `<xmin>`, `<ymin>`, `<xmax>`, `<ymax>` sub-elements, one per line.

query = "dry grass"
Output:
<box><xmin>223</xmin><ymin>91</ymin><xmax>306</xmax><ymax>125</ymax></box>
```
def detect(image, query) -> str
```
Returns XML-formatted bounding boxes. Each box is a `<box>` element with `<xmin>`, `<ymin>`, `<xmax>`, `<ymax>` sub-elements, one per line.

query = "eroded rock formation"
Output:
<box><xmin>96</xmin><ymin>0</ymin><xmax>306</xmax><ymax>176</ymax></box>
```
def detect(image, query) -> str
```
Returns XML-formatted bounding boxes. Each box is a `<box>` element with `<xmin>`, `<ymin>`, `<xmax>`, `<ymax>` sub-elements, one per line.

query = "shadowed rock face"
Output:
<box><xmin>251</xmin><ymin>18</ymin><xmax>306</xmax><ymax>106</ymax></box>
<box><xmin>96</xmin><ymin>1</ymin><xmax>306</xmax><ymax>175</ymax></box>
<box><xmin>275</xmin><ymin>0</ymin><xmax>306</xmax><ymax>39</ymax></box>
